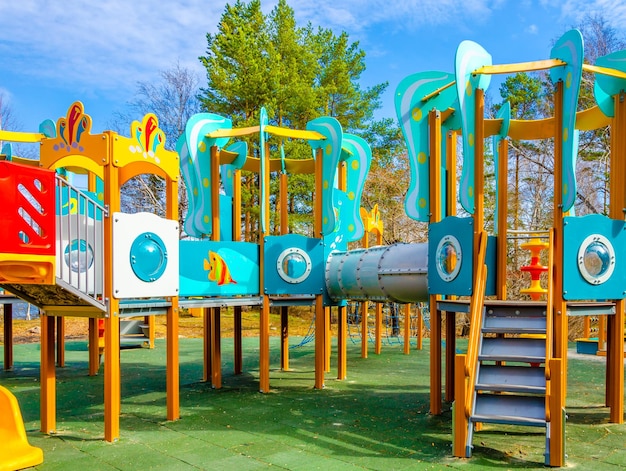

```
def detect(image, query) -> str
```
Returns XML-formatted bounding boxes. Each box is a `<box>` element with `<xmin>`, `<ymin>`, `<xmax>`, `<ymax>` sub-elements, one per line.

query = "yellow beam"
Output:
<box><xmin>583</xmin><ymin>63</ymin><xmax>626</xmax><ymax>80</ymax></box>
<box><xmin>474</xmin><ymin>59</ymin><xmax>566</xmax><ymax>75</ymax></box>
<box><xmin>265</xmin><ymin>125</ymin><xmax>325</xmax><ymax>140</ymax></box>
<box><xmin>206</xmin><ymin>125</ymin><xmax>260</xmax><ymax>138</ymax></box>
<box><xmin>0</xmin><ymin>130</ymin><xmax>45</xmax><ymax>143</ymax></box>
<box><xmin>421</xmin><ymin>80</ymin><xmax>456</xmax><ymax>103</ymax></box>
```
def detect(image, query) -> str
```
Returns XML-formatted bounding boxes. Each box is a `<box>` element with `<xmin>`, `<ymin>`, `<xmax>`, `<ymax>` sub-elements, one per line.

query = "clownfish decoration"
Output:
<box><xmin>203</xmin><ymin>251</ymin><xmax>237</xmax><ymax>286</ymax></box>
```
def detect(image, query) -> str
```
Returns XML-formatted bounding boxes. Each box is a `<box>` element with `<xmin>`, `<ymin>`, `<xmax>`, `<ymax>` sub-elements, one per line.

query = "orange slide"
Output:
<box><xmin>0</xmin><ymin>385</ymin><xmax>43</xmax><ymax>471</ymax></box>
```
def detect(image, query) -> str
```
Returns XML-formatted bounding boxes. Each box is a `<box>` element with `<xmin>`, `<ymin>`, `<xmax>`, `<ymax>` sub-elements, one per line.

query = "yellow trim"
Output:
<box><xmin>583</xmin><ymin>63</ymin><xmax>626</xmax><ymax>80</ymax></box>
<box><xmin>0</xmin><ymin>130</ymin><xmax>44</xmax><ymax>143</ymax></box>
<box><xmin>111</xmin><ymin>133</ymin><xmax>179</xmax><ymax>182</ymax></box>
<box><xmin>0</xmin><ymin>254</ymin><xmax>55</xmax><ymax>284</ymax></box>
<box><xmin>474</xmin><ymin>59</ymin><xmax>566</xmax><ymax>75</ymax></box>
<box><xmin>1</xmin><ymin>156</ymin><xmax>40</xmax><ymax>167</ymax></box>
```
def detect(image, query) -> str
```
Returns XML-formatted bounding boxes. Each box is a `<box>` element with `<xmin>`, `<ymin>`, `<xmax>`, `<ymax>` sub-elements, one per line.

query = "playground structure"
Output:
<box><xmin>395</xmin><ymin>29</ymin><xmax>625</xmax><ymax>466</ymax></box>
<box><xmin>0</xmin><ymin>26</ymin><xmax>625</xmax><ymax>469</ymax></box>
<box><xmin>0</xmin><ymin>100</ymin><xmax>430</xmax><ymax>451</ymax></box>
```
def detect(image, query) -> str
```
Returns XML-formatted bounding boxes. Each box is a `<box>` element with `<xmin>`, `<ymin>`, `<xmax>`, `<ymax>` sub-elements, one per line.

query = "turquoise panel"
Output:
<box><xmin>341</xmin><ymin>134</ymin><xmax>372</xmax><ymax>242</ymax></box>
<box><xmin>221</xmin><ymin>141</ymin><xmax>247</xmax><ymax>197</ymax></box>
<box><xmin>563</xmin><ymin>215</ymin><xmax>626</xmax><ymax>300</ymax></box>
<box><xmin>455</xmin><ymin>41</ymin><xmax>492</xmax><ymax>214</ymax></box>
<box><xmin>595</xmin><ymin>50</ymin><xmax>626</xmax><ymax>98</ymax></box>
<box><xmin>219</xmin><ymin>194</ymin><xmax>233</xmax><ymax>242</ymax></box>
<box><xmin>394</xmin><ymin>71</ymin><xmax>458</xmax><ymax>222</ymax></box>
<box><xmin>177</xmin><ymin>113</ymin><xmax>232</xmax><ymax>238</ymax></box>
<box><xmin>307</xmin><ymin>117</ymin><xmax>343</xmax><ymax>236</ymax></box>
<box><xmin>264</xmin><ymin>234</ymin><xmax>324</xmax><ymax>296</ymax></box>
<box><xmin>179</xmin><ymin>240</ymin><xmax>259</xmax><ymax>297</ymax></box>
<box><xmin>550</xmin><ymin>29</ymin><xmax>583</xmax><ymax>213</ymax></box>
<box><xmin>259</xmin><ymin>107</ymin><xmax>269</xmax><ymax>234</ymax></box>
<box><xmin>428</xmin><ymin>216</ymin><xmax>474</xmax><ymax>296</ymax></box>
<box><xmin>56</xmin><ymin>186</ymin><xmax>103</xmax><ymax>219</ymax></box>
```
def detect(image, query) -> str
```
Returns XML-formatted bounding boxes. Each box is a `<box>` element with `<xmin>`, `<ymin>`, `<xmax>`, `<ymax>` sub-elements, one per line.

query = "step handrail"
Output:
<box><xmin>545</xmin><ymin>228</ymin><xmax>555</xmax><ymax>421</ymax></box>
<box><xmin>464</xmin><ymin>230</ymin><xmax>488</xmax><ymax>417</ymax></box>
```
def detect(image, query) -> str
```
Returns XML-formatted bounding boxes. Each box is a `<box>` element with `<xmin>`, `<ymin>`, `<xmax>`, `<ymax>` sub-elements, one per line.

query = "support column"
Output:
<box><xmin>3</xmin><ymin>303</ymin><xmax>13</xmax><ymax>370</ymax></box>
<box><xmin>403</xmin><ymin>304</ymin><xmax>410</xmax><ymax>355</ymax></box>
<box><xmin>211</xmin><ymin>307</ymin><xmax>222</xmax><ymax>389</ymax></box>
<box><xmin>203</xmin><ymin>307</ymin><xmax>211</xmax><ymax>382</ymax></box>
<box><xmin>445</xmin><ymin>311</ymin><xmax>456</xmax><ymax>403</ymax></box>
<box><xmin>360</xmin><ymin>302</ymin><xmax>368</xmax><ymax>358</ymax></box>
<box><xmin>325</xmin><ymin>307</ymin><xmax>331</xmax><ymax>372</ymax></box>
<box><xmin>40</xmin><ymin>313</ymin><xmax>56</xmax><ymax>434</ymax></box>
<box><xmin>429</xmin><ymin>298</ymin><xmax>442</xmax><ymax>414</ymax></box>
<box><xmin>56</xmin><ymin>316</ymin><xmax>65</xmax><ymax>367</ymax></box>
<box><xmin>281</xmin><ymin>306</ymin><xmax>289</xmax><ymax>371</ymax></box>
<box><xmin>166</xmin><ymin>298</ymin><xmax>179</xmax><ymax>421</ymax></box>
<box><xmin>374</xmin><ymin>303</ymin><xmax>382</xmax><ymax>354</ymax></box>
<box><xmin>337</xmin><ymin>305</ymin><xmax>347</xmax><ymax>380</ymax></box>
<box><xmin>259</xmin><ymin>297</ymin><xmax>271</xmax><ymax>393</ymax></box>
<box><xmin>88</xmin><ymin>318</ymin><xmax>99</xmax><ymax>376</ymax></box>
<box><xmin>104</xmin><ymin>301</ymin><xmax>120</xmax><ymax>442</ymax></box>
<box><xmin>234</xmin><ymin>306</ymin><xmax>243</xmax><ymax>375</ymax></box>
<box><xmin>314</xmin><ymin>294</ymin><xmax>325</xmax><ymax>389</ymax></box>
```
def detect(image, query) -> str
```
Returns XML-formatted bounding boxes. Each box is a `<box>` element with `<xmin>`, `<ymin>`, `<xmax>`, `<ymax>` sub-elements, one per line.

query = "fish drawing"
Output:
<box><xmin>204</xmin><ymin>251</ymin><xmax>237</xmax><ymax>286</ymax></box>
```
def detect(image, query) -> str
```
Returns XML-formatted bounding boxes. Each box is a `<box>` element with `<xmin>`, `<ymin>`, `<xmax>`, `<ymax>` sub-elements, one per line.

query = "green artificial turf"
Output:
<box><xmin>1</xmin><ymin>337</ymin><xmax>625</xmax><ymax>470</ymax></box>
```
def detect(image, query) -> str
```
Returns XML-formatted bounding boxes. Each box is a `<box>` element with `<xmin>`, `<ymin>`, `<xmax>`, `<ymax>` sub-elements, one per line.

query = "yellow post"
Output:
<box><xmin>374</xmin><ymin>303</ymin><xmax>382</xmax><ymax>355</ymax></box>
<box><xmin>548</xmin><ymin>358</ymin><xmax>565</xmax><ymax>466</ymax></box>
<box><xmin>496</xmin><ymin>138</ymin><xmax>509</xmax><ymax>300</ymax></box>
<box><xmin>314</xmin><ymin>294</ymin><xmax>325</xmax><ymax>389</ymax></box>
<box><xmin>259</xmin><ymin>139</ymin><xmax>272</xmax><ymax>393</ymax></box>
<box><xmin>337</xmin><ymin>305</ymin><xmax>347</xmax><ymax>380</ymax></box>
<box><xmin>103</xmin><ymin>140</ymin><xmax>121</xmax><ymax>443</ymax></box>
<box><xmin>452</xmin><ymin>353</ymin><xmax>468</xmax><ymax>457</ymax></box>
<box><xmin>166</xmin><ymin>296</ymin><xmax>179</xmax><ymax>421</ymax></box>
<box><xmin>403</xmin><ymin>304</ymin><xmax>411</xmax><ymax>355</ymax></box>
<box><xmin>40</xmin><ymin>313</ymin><xmax>56</xmax><ymax>434</ymax></box>
<box><xmin>607</xmin><ymin>91</ymin><xmax>625</xmax><ymax>423</ymax></box>
<box><xmin>429</xmin><ymin>109</ymin><xmax>443</xmax><ymax>415</ymax></box>
<box><xmin>325</xmin><ymin>306</ymin><xmax>331</xmax><ymax>372</ymax></box>
<box><xmin>146</xmin><ymin>315</ymin><xmax>155</xmax><ymax>349</ymax></box>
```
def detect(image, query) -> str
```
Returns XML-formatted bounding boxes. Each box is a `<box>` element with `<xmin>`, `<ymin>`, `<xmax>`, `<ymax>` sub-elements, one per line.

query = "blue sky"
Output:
<box><xmin>1</xmin><ymin>0</ymin><xmax>625</xmax><ymax>136</ymax></box>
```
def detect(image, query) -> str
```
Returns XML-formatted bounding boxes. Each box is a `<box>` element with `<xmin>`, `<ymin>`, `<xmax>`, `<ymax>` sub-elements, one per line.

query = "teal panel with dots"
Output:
<box><xmin>428</xmin><ymin>217</ymin><xmax>474</xmax><ymax>296</ymax></box>
<box><xmin>563</xmin><ymin>215</ymin><xmax>626</xmax><ymax>300</ymax></box>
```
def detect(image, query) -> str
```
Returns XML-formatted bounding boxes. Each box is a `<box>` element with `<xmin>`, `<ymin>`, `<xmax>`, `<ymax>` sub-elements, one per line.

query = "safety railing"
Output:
<box><xmin>55</xmin><ymin>175</ymin><xmax>106</xmax><ymax>305</ymax></box>
<box><xmin>463</xmin><ymin>230</ymin><xmax>488</xmax><ymax>418</ymax></box>
<box><xmin>544</xmin><ymin>228</ymin><xmax>555</xmax><ymax>422</ymax></box>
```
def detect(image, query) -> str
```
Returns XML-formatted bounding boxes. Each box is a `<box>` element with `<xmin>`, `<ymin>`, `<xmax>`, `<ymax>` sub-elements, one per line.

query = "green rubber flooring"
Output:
<box><xmin>1</xmin><ymin>337</ymin><xmax>625</xmax><ymax>470</ymax></box>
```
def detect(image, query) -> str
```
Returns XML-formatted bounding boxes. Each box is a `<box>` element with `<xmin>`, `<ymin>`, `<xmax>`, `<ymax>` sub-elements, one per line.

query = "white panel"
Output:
<box><xmin>112</xmin><ymin>212</ymin><xmax>179</xmax><ymax>299</ymax></box>
<box><xmin>56</xmin><ymin>215</ymin><xmax>103</xmax><ymax>296</ymax></box>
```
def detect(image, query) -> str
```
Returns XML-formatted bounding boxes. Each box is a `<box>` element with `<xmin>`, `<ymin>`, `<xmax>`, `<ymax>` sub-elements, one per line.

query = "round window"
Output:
<box><xmin>577</xmin><ymin>234</ymin><xmax>615</xmax><ymax>285</ymax></box>
<box><xmin>276</xmin><ymin>247</ymin><xmax>312</xmax><ymax>284</ymax></box>
<box><xmin>64</xmin><ymin>239</ymin><xmax>94</xmax><ymax>273</ymax></box>
<box><xmin>435</xmin><ymin>235</ymin><xmax>462</xmax><ymax>282</ymax></box>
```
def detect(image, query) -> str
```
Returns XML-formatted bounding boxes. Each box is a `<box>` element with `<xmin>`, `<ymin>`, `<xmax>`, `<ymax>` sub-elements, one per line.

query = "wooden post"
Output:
<box><xmin>203</xmin><ymin>307</ymin><xmax>211</xmax><ymax>382</ymax></box>
<box><xmin>607</xmin><ymin>91</ymin><xmax>626</xmax><ymax>423</ymax></box>
<box><xmin>429</xmin><ymin>109</ymin><xmax>443</xmax><ymax>415</ymax></box>
<box><xmin>3</xmin><ymin>303</ymin><xmax>13</xmax><ymax>371</ymax></box>
<box><xmin>403</xmin><ymin>304</ymin><xmax>411</xmax><ymax>355</ymax></box>
<box><xmin>337</xmin><ymin>304</ymin><xmax>347</xmax><ymax>380</ymax></box>
<box><xmin>103</xmin><ymin>140</ymin><xmax>121</xmax><ymax>442</ymax></box>
<box><xmin>55</xmin><ymin>316</ymin><xmax>65</xmax><ymax>367</ymax></box>
<box><xmin>234</xmin><ymin>306</ymin><xmax>242</xmax><ymax>375</ymax></box>
<box><xmin>40</xmin><ymin>313</ymin><xmax>56</xmax><ymax>434</ymax></box>
<box><xmin>211</xmin><ymin>307</ymin><xmax>222</xmax><ymax>389</ymax></box>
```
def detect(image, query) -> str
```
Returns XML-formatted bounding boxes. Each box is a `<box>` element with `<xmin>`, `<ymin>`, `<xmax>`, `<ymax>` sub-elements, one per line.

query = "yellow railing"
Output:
<box><xmin>463</xmin><ymin>230</ymin><xmax>489</xmax><ymax>418</ymax></box>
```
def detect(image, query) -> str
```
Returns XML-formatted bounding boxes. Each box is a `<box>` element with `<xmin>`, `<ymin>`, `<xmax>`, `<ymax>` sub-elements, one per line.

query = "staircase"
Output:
<box><xmin>465</xmin><ymin>301</ymin><xmax>549</xmax><ymax>458</ymax></box>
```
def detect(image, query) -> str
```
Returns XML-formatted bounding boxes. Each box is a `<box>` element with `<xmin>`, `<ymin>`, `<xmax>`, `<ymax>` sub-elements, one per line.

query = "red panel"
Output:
<box><xmin>0</xmin><ymin>161</ymin><xmax>56</xmax><ymax>255</ymax></box>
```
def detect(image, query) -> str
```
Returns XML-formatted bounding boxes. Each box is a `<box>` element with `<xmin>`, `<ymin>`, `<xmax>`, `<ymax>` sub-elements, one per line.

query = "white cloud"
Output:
<box><xmin>525</xmin><ymin>24</ymin><xmax>539</xmax><ymax>34</ymax></box>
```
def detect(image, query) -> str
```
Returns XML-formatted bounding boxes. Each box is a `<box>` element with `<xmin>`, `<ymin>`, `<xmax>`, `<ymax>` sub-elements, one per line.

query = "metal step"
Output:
<box><xmin>479</xmin><ymin>337</ymin><xmax>545</xmax><ymax>363</ymax></box>
<box><xmin>476</xmin><ymin>365</ymin><xmax>546</xmax><ymax>394</ymax></box>
<box><xmin>482</xmin><ymin>315</ymin><xmax>546</xmax><ymax>334</ymax></box>
<box><xmin>472</xmin><ymin>393</ymin><xmax>546</xmax><ymax>427</ymax></box>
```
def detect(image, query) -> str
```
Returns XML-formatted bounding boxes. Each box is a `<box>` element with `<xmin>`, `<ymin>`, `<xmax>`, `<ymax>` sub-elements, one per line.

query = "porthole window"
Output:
<box><xmin>577</xmin><ymin>234</ymin><xmax>615</xmax><ymax>285</ymax></box>
<box><xmin>435</xmin><ymin>235</ymin><xmax>462</xmax><ymax>282</ymax></box>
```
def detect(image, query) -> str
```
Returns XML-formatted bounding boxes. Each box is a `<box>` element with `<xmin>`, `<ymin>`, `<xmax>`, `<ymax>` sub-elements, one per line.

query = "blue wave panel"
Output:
<box><xmin>179</xmin><ymin>240</ymin><xmax>260</xmax><ymax>297</ymax></box>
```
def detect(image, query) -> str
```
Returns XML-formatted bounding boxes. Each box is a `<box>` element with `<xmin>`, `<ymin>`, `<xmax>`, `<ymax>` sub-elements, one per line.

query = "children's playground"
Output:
<box><xmin>1</xmin><ymin>29</ymin><xmax>626</xmax><ymax>469</ymax></box>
